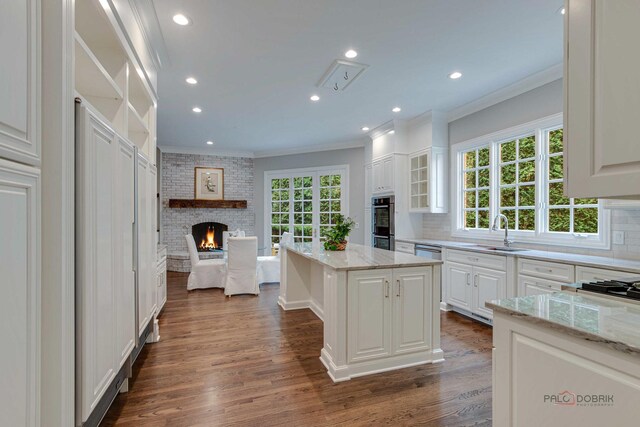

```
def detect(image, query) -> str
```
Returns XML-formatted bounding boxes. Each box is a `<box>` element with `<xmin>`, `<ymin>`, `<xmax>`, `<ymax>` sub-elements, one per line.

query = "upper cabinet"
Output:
<box><xmin>565</xmin><ymin>0</ymin><xmax>640</xmax><ymax>198</ymax></box>
<box><xmin>0</xmin><ymin>0</ymin><xmax>40</xmax><ymax>166</ymax></box>
<box><xmin>409</xmin><ymin>147</ymin><xmax>448</xmax><ymax>213</ymax></box>
<box><xmin>372</xmin><ymin>155</ymin><xmax>395</xmax><ymax>194</ymax></box>
<box><xmin>75</xmin><ymin>0</ymin><xmax>157</xmax><ymax>163</ymax></box>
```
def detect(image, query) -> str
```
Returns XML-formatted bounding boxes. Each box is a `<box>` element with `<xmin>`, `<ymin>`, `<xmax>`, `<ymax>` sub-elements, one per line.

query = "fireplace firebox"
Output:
<box><xmin>192</xmin><ymin>222</ymin><xmax>228</xmax><ymax>252</ymax></box>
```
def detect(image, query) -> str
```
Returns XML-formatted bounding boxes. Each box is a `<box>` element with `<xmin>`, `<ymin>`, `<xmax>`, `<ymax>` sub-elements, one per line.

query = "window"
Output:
<box><xmin>452</xmin><ymin>114</ymin><xmax>609</xmax><ymax>248</ymax></box>
<box><xmin>265</xmin><ymin>166</ymin><xmax>348</xmax><ymax>246</ymax></box>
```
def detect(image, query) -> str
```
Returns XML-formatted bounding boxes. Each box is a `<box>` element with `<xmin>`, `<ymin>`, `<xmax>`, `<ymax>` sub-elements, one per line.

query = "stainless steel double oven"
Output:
<box><xmin>372</xmin><ymin>196</ymin><xmax>394</xmax><ymax>251</ymax></box>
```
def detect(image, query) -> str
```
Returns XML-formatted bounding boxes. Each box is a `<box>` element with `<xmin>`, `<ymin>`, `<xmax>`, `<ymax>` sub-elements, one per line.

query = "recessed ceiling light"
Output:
<box><xmin>361</xmin><ymin>126</ymin><xmax>370</xmax><ymax>131</ymax></box>
<box><xmin>392</xmin><ymin>107</ymin><xmax>401</xmax><ymax>113</ymax></box>
<box><xmin>186</xmin><ymin>77</ymin><xmax>198</xmax><ymax>85</ymax></box>
<box><xmin>310</xmin><ymin>95</ymin><xmax>320</xmax><ymax>102</ymax></box>
<box><xmin>345</xmin><ymin>49</ymin><xmax>358</xmax><ymax>59</ymax></box>
<box><xmin>389</xmin><ymin>130</ymin><xmax>395</xmax><ymax>135</ymax></box>
<box><xmin>192</xmin><ymin>107</ymin><xmax>202</xmax><ymax>113</ymax></box>
<box><xmin>172</xmin><ymin>14</ymin><xmax>191</xmax><ymax>26</ymax></box>
<box><xmin>206</xmin><ymin>141</ymin><xmax>214</xmax><ymax>145</ymax></box>
<box><xmin>449</xmin><ymin>71</ymin><xmax>462</xmax><ymax>79</ymax></box>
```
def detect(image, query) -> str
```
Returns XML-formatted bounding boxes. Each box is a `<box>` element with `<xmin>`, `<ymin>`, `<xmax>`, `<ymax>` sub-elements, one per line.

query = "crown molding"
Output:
<box><xmin>158</xmin><ymin>145</ymin><xmax>255</xmax><ymax>158</ymax></box>
<box><xmin>128</xmin><ymin>0</ymin><xmax>170</xmax><ymax>70</ymax></box>
<box><xmin>253</xmin><ymin>139</ymin><xmax>366</xmax><ymax>158</ymax></box>
<box><xmin>368</xmin><ymin>120</ymin><xmax>394</xmax><ymax>140</ymax></box>
<box><xmin>447</xmin><ymin>63</ymin><xmax>563</xmax><ymax>123</ymax></box>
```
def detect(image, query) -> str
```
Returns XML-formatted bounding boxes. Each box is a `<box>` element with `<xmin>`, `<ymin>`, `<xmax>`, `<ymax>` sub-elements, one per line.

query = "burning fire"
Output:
<box><xmin>199</xmin><ymin>226</ymin><xmax>218</xmax><ymax>251</ymax></box>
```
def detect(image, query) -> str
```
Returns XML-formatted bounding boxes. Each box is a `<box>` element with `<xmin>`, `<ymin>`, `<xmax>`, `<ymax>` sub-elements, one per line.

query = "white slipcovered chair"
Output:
<box><xmin>222</xmin><ymin>229</ymin><xmax>245</xmax><ymax>250</ymax></box>
<box><xmin>257</xmin><ymin>232</ymin><xmax>293</xmax><ymax>284</ymax></box>
<box><xmin>185</xmin><ymin>234</ymin><xmax>226</xmax><ymax>290</ymax></box>
<box><xmin>224</xmin><ymin>236</ymin><xmax>259</xmax><ymax>296</ymax></box>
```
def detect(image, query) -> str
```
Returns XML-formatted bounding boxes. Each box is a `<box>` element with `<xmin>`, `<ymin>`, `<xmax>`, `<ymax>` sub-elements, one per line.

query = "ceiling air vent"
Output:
<box><xmin>317</xmin><ymin>59</ymin><xmax>368</xmax><ymax>92</ymax></box>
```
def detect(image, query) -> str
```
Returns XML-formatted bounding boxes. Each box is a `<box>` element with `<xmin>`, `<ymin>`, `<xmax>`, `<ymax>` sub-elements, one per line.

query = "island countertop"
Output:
<box><xmin>285</xmin><ymin>242</ymin><xmax>442</xmax><ymax>271</ymax></box>
<box><xmin>487</xmin><ymin>293</ymin><xmax>640</xmax><ymax>356</ymax></box>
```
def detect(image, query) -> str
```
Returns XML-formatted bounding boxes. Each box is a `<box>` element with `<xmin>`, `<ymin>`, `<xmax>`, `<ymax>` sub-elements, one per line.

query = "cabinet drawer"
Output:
<box><xmin>395</xmin><ymin>241</ymin><xmax>415</xmax><ymax>254</ymax></box>
<box><xmin>518</xmin><ymin>274</ymin><xmax>565</xmax><ymax>297</ymax></box>
<box><xmin>446</xmin><ymin>249</ymin><xmax>507</xmax><ymax>271</ymax></box>
<box><xmin>517</xmin><ymin>258</ymin><xmax>574</xmax><ymax>283</ymax></box>
<box><xmin>575</xmin><ymin>265</ymin><xmax>633</xmax><ymax>283</ymax></box>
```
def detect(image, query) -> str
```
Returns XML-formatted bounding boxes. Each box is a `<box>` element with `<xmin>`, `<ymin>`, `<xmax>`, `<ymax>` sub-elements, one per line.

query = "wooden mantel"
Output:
<box><xmin>169</xmin><ymin>199</ymin><xmax>247</xmax><ymax>209</ymax></box>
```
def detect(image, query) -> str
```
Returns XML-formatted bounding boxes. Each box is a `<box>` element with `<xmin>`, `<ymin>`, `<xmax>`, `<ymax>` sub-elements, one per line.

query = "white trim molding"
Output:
<box><xmin>447</xmin><ymin>63</ymin><xmax>563</xmax><ymax>123</ymax></box>
<box><xmin>254</xmin><ymin>139</ymin><xmax>366</xmax><ymax>158</ymax></box>
<box><xmin>158</xmin><ymin>145</ymin><xmax>254</xmax><ymax>158</ymax></box>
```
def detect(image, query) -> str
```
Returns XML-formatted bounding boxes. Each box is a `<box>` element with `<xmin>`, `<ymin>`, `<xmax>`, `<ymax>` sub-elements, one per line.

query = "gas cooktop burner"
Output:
<box><xmin>580</xmin><ymin>277</ymin><xmax>640</xmax><ymax>301</ymax></box>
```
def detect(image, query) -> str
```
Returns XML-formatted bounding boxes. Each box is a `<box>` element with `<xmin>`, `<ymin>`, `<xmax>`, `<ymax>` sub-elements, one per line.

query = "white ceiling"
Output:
<box><xmin>153</xmin><ymin>0</ymin><xmax>564</xmax><ymax>155</ymax></box>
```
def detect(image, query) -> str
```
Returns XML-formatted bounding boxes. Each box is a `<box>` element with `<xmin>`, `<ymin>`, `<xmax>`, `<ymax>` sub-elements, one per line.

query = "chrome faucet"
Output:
<box><xmin>492</xmin><ymin>214</ymin><xmax>513</xmax><ymax>247</ymax></box>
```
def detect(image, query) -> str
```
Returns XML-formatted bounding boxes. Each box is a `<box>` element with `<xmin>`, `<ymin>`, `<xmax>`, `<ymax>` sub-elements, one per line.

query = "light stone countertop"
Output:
<box><xmin>286</xmin><ymin>242</ymin><xmax>442</xmax><ymax>271</ymax></box>
<box><xmin>487</xmin><ymin>292</ymin><xmax>640</xmax><ymax>357</ymax></box>
<box><xmin>397</xmin><ymin>238</ymin><xmax>640</xmax><ymax>274</ymax></box>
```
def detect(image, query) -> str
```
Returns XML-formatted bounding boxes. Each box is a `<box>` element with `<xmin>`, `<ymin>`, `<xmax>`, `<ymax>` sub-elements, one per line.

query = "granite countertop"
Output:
<box><xmin>286</xmin><ymin>242</ymin><xmax>442</xmax><ymax>271</ymax></box>
<box><xmin>396</xmin><ymin>237</ymin><xmax>640</xmax><ymax>274</ymax></box>
<box><xmin>487</xmin><ymin>292</ymin><xmax>640</xmax><ymax>356</ymax></box>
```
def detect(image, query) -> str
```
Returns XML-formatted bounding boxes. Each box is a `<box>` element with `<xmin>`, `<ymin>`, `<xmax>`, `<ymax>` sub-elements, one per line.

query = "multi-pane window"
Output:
<box><xmin>319</xmin><ymin>174</ymin><xmax>342</xmax><ymax>239</ymax></box>
<box><xmin>454</xmin><ymin>117</ymin><xmax>606</xmax><ymax>248</ymax></box>
<box><xmin>545</xmin><ymin>128</ymin><xmax>599</xmax><ymax>234</ymax></box>
<box><xmin>270</xmin><ymin>178</ymin><xmax>290</xmax><ymax>245</ymax></box>
<box><xmin>462</xmin><ymin>146</ymin><xmax>490</xmax><ymax>229</ymax></box>
<box><xmin>292</xmin><ymin>176</ymin><xmax>313</xmax><ymax>243</ymax></box>
<box><xmin>498</xmin><ymin>135</ymin><xmax>536</xmax><ymax>231</ymax></box>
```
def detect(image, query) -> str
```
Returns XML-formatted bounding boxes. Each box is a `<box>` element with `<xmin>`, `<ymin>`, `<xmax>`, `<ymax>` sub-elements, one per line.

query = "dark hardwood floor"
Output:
<box><xmin>102</xmin><ymin>272</ymin><xmax>493</xmax><ymax>426</ymax></box>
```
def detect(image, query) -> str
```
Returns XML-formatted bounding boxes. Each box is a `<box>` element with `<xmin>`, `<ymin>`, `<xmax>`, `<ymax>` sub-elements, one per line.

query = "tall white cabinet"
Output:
<box><xmin>565</xmin><ymin>0</ymin><xmax>640</xmax><ymax>198</ymax></box>
<box><xmin>0</xmin><ymin>0</ymin><xmax>41</xmax><ymax>425</ymax></box>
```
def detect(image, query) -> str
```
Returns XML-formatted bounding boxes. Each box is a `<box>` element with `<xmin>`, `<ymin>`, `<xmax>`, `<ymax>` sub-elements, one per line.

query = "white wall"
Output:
<box><xmin>254</xmin><ymin>147</ymin><xmax>366</xmax><ymax>247</ymax></box>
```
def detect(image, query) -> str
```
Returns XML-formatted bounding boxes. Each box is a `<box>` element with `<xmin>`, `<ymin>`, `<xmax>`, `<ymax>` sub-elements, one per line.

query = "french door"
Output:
<box><xmin>266</xmin><ymin>166</ymin><xmax>348</xmax><ymax>246</ymax></box>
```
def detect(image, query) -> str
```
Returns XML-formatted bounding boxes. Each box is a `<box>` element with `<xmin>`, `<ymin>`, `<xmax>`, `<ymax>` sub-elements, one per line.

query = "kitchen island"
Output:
<box><xmin>488</xmin><ymin>292</ymin><xmax>640</xmax><ymax>427</ymax></box>
<box><xmin>279</xmin><ymin>242</ymin><xmax>443</xmax><ymax>382</ymax></box>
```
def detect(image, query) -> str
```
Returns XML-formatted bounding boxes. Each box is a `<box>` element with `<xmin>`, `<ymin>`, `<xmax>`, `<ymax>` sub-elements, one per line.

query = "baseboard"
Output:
<box><xmin>309</xmin><ymin>298</ymin><xmax>324</xmax><ymax>321</ymax></box>
<box><xmin>277</xmin><ymin>296</ymin><xmax>311</xmax><ymax>311</ymax></box>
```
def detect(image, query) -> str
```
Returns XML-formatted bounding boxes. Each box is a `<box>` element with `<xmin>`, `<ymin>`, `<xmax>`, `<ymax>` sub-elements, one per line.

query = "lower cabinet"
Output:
<box><xmin>444</xmin><ymin>259</ymin><xmax>506</xmax><ymax>320</ymax></box>
<box><xmin>518</xmin><ymin>274</ymin><xmax>564</xmax><ymax>296</ymax></box>
<box><xmin>347</xmin><ymin>267</ymin><xmax>432</xmax><ymax>362</ymax></box>
<box><xmin>156</xmin><ymin>257</ymin><xmax>167</xmax><ymax>313</ymax></box>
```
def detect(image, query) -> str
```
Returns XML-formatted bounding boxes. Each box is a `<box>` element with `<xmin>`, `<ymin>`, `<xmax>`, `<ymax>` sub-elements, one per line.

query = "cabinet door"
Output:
<box><xmin>0</xmin><ymin>0</ymin><xmax>40</xmax><ymax>165</ymax></box>
<box><xmin>115</xmin><ymin>138</ymin><xmax>135</xmax><ymax>368</ymax></box>
<box><xmin>445</xmin><ymin>261</ymin><xmax>472</xmax><ymax>311</ymax></box>
<box><xmin>473</xmin><ymin>267</ymin><xmax>506</xmax><ymax>319</ymax></box>
<box><xmin>157</xmin><ymin>261</ymin><xmax>167</xmax><ymax>312</ymax></box>
<box><xmin>136</xmin><ymin>154</ymin><xmax>150</xmax><ymax>336</ymax></box>
<box><xmin>372</xmin><ymin>161</ymin><xmax>383</xmax><ymax>193</ymax></box>
<box><xmin>347</xmin><ymin>269</ymin><xmax>392</xmax><ymax>363</ymax></box>
<box><xmin>76</xmin><ymin>110</ymin><xmax>117</xmax><ymax>417</ymax></box>
<box><xmin>392</xmin><ymin>268</ymin><xmax>431</xmax><ymax>354</ymax></box>
<box><xmin>565</xmin><ymin>0</ymin><xmax>640</xmax><ymax>197</ymax></box>
<box><xmin>518</xmin><ymin>275</ymin><xmax>558</xmax><ymax>297</ymax></box>
<box><xmin>0</xmin><ymin>160</ymin><xmax>39</xmax><ymax>427</ymax></box>
<box><xmin>147</xmin><ymin>164</ymin><xmax>158</xmax><ymax>318</ymax></box>
<box><xmin>382</xmin><ymin>156</ymin><xmax>394</xmax><ymax>191</ymax></box>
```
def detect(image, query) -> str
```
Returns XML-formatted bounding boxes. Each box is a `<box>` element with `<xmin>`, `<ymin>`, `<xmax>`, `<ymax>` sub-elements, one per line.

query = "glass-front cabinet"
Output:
<box><xmin>408</xmin><ymin>147</ymin><xmax>448</xmax><ymax>213</ymax></box>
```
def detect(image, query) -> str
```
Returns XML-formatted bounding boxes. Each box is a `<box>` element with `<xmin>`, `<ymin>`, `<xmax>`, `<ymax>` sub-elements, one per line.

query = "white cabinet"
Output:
<box><xmin>157</xmin><ymin>247</ymin><xmax>167</xmax><ymax>314</ymax></box>
<box><xmin>395</xmin><ymin>241</ymin><xmax>415</xmax><ymax>254</ymax></box>
<box><xmin>347</xmin><ymin>270</ymin><xmax>392</xmax><ymax>362</ymax></box>
<box><xmin>443</xmin><ymin>250</ymin><xmax>509</xmax><ymax>320</ymax></box>
<box><xmin>445</xmin><ymin>261</ymin><xmax>473</xmax><ymax>311</ymax></box>
<box><xmin>408</xmin><ymin>147</ymin><xmax>448</xmax><ymax>213</ymax></box>
<box><xmin>392</xmin><ymin>268</ymin><xmax>432</xmax><ymax>354</ymax></box>
<box><xmin>575</xmin><ymin>265</ymin><xmax>633</xmax><ymax>283</ymax></box>
<box><xmin>347</xmin><ymin>267</ymin><xmax>432</xmax><ymax>363</ymax></box>
<box><xmin>0</xmin><ymin>160</ymin><xmax>40</xmax><ymax>427</ymax></box>
<box><xmin>517</xmin><ymin>275</ymin><xmax>563</xmax><ymax>296</ymax></box>
<box><xmin>0</xmin><ymin>0</ymin><xmax>40</xmax><ymax>166</ymax></box>
<box><xmin>565</xmin><ymin>0</ymin><xmax>640</xmax><ymax>198</ymax></box>
<box><xmin>372</xmin><ymin>155</ymin><xmax>395</xmax><ymax>194</ymax></box>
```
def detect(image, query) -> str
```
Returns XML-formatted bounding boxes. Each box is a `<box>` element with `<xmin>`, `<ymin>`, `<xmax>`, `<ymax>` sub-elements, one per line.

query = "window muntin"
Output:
<box><xmin>270</xmin><ymin>178</ymin><xmax>290</xmax><ymax>245</ymax></box>
<box><xmin>545</xmin><ymin>128</ymin><xmax>599</xmax><ymax>234</ymax></box>
<box><xmin>498</xmin><ymin>134</ymin><xmax>536</xmax><ymax>231</ymax></box>
<box><xmin>462</xmin><ymin>146</ymin><xmax>490</xmax><ymax>229</ymax></box>
<box><xmin>292</xmin><ymin>176</ymin><xmax>314</xmax><ymax>243</ymax></box>
<box><xmin>319</xmin><ymin>174</ymin><xmax>342</xmax><ymax>239</ymax></box>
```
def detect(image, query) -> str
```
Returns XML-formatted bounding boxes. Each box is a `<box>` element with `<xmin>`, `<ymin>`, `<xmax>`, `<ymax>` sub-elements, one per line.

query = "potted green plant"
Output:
<box><xmin>323</xmin><ymin>214</ymin><xmax>356</xmax><ymax>251</ymax></box>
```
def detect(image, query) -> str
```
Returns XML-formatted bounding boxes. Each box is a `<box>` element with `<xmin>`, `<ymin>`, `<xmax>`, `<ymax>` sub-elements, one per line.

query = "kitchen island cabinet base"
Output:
<box><xmin>279</xmin><ymin>244</ymin><xmax>443</xmax><ymax>382</ymax></box>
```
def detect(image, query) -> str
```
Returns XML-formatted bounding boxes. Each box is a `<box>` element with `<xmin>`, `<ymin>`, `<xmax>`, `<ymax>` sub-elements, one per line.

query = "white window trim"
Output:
<box><xmin>450</xmin><ymin>113</ymin><xmax>610</xmax><ymax>249</ymax></box>
<box><xmin>264</xmin><ymin>164</ymin><xmax>350</xmax><ymax>246</ymax></box>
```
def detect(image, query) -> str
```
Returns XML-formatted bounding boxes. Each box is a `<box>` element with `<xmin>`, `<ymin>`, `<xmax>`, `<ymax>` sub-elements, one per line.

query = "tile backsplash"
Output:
<box><xmin>422</xmin><ymin>208</ymin><xmax>640</xmax><ymax>261</ymax></box>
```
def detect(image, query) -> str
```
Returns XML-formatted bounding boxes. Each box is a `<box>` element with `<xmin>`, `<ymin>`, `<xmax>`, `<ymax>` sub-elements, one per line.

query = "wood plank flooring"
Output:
<box><xmin>102</xmin><ymin>272</ymin><xmax>493</xmax><ymax>426</ymax></box>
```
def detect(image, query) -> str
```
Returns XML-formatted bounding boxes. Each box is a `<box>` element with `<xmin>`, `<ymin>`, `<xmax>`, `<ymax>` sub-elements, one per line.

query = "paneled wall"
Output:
<box><xmin>161</xmin><ymin>152</ymin><xmax>255</xmax><ymax>253</ymax></box>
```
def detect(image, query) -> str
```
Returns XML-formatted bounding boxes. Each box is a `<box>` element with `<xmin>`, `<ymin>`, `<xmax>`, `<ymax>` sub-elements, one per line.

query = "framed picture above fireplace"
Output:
<box><xmin>195</xmin><ymin>167</ymin><xmax>224</xmax><ymax>200</ymax></box>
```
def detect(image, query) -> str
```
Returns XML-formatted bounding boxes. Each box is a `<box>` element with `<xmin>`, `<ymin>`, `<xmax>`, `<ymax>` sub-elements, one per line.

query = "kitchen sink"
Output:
<box><xmin>482</xmin><ymin>246</ymin><xmax>528</xmax><ymax>252</ymax></box>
